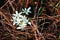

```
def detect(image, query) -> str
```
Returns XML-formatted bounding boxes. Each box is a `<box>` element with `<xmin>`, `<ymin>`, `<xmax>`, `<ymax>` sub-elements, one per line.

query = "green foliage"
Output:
<box><xmin>38</xmin><ymin>7</ymin><xmax>44</xmax><ymax>16</ymax></box>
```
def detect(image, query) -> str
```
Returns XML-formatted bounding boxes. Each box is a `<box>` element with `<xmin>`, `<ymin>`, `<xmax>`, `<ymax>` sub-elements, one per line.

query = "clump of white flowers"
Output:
<box><xmin>11</xmin><ymin>7</ymin><xmax>31</xmax><ymax>30</ymax></box>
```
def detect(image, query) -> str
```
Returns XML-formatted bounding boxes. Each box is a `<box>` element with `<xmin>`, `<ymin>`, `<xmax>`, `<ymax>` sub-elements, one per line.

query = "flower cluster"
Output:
<box><xmin>11</xmin><ymin>7</ymin><xmax>31</xmax><ymax>30</ymax></box>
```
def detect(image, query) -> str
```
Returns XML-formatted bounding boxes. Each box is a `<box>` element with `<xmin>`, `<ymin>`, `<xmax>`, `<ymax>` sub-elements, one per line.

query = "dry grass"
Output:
<box><xmin>0</xmin><ymin>0</ymin><xmax>60</xmax><ymax>40</ymax></box>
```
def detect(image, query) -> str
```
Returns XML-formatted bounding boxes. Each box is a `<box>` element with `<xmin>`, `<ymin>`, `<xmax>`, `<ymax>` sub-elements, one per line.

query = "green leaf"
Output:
<box><xmin>38</xmin><ymin>7</ymin><xmax>44</xmax><ymax>16</ymax></box>
<box><xmin>55</xmin><ymin>0</ymin><xmax>60</xmax><ymax>8</ymax></box>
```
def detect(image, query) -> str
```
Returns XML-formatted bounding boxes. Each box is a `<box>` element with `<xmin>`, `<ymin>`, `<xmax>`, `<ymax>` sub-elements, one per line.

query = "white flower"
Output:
<box><xmin>11</xmin><ymin>11</ymin><xmax>23</xmax><ymax>25</ymax></box>
<box><xmin>22</xmin><ymin>16</ymin><xmax>31</xmax><ymax>25</ymax></box>
<box><xmin>16</xmin><ymin>22</ymin><xmax>27</xmax><ymax>30</ymax></box>
<box><xmin>22</xmin><ymin>7</ymin><xmax>31</xmax><ymax>15</ymax></box>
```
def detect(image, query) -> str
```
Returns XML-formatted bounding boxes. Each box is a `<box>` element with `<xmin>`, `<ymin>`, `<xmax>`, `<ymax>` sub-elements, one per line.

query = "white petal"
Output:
<box><xmin>22</xmin><ymin>9</ymin><xmax>25</xmax><ymax>11</ymax></box>
<box><xmin>19</xmin><ymin>12</ymin><xmax>22</xmax><ymax>14</ymax></box>
<box><xmin>27</xmin><ymin>7</ymin><xmax>31</xmax><ymax>11</ymax></box>
<box><xmin>28</xmin><ymin>22</ymin><xmax>31</xmax><ymax>25</ymax></box>
<box><xmin>16</xmin><ymin>11</ymin><xmax>18</xmax><ymax>14</ymax></box>
<box><xmin>19</xmin><ymin>15</ymin><xmax>23</xmax><ymax>18</ymax></box>
<box><xmin>22</xmin><ymin>12</ymin><xmax>25</xmax><ymax>13</ymax></box>
<box><xmin>16</xmin><ymin>27</ymin><xmax>21</xmax><ymax>29</ymax></box>
<box><xmin>13</xmin><ymin>22</ymin><xmax>16</xmax><ymax>25</ymax></box>
<box><xmin>13</xmin><ymin>13</ymin><xmax>18</xmax><ymax>17</ymax></box>
<box><xmin>12</xmin><ymin>17</ymin><xmax>16</xmax><ymax>19</ymax></box>
<box><xmin>11</xmin><ymin>19</ymin><xmax>13</xmax><ymax>21</ymax></box>
<box><xmin>25</xmin><ymin>8</ymin><xmax>26</xmax><ymax>10</ymax></box>
<box><xmin>12</xmin><ymin>14</ymin><xmax>16</xmax><ymax>16</ymax></box>
<box><xmin>28</xmin><ymin>11</ymin><xmax>31</xmax><ymax>13</ymax></box>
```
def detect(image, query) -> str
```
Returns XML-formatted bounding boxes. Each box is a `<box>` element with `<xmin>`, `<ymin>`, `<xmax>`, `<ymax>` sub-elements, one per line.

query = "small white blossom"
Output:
<box><xmin>22</xmin><ymin>16</ymin><xmax>31</xmax><ymax>25</ymax></box>
<box><xmin>11</xmin><ymin>11</ymin><xmax>23</xmax><ymax>25</ymax></box>
<box><xmin>16</xmin><ymin>22</ymin><xmax>27</xmax><ymax>30</ymax></box>
<box><xmin>22</xmin><ymin>7</ymin><xmax>31</xmax><ymax>15</ymax></box>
